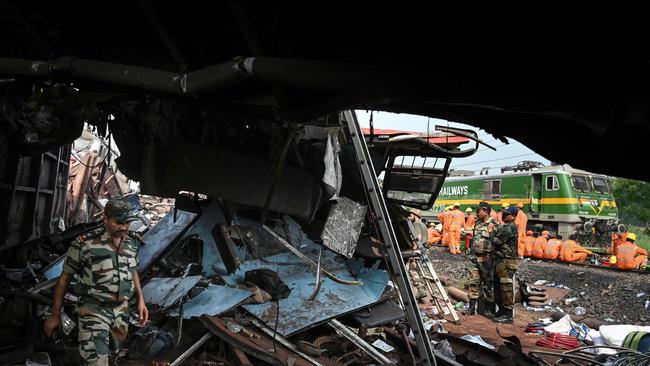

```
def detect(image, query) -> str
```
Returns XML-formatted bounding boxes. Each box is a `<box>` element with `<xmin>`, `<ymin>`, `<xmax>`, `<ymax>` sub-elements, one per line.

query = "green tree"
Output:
<box><xmin>612</xmin><ymin>178</ymin><xmax>650</xmax><ymax>231</ymax></box>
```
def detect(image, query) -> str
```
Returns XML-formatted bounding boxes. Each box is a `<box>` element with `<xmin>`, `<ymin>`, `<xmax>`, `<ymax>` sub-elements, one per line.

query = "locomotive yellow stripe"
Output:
<box><xmin>434</xmin><ymin>198</ymin><xmax>616</xmax><ymax>207</ymax></box>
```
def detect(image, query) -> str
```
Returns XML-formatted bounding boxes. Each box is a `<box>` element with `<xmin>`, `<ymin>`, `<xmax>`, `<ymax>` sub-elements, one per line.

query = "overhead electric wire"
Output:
<box><xmin>452</xmin><ymin>152</ymin><xmax>540</xmax><ymax>168</ymax></box>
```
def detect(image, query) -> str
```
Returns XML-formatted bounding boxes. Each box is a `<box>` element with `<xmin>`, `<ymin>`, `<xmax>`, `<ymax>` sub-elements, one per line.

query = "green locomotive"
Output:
<box><xmin>424</xmin><ymin>164</ymin><xmax>621</xmax><ymax>243</ymax></box>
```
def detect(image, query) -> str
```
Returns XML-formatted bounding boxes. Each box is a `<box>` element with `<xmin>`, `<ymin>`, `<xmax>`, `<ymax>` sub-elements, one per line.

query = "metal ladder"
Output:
<box><xmin>343</xmin><ymin>110</ymin><xmax>438</xmax><ymax>366</ymax></box>
<box><xmin>415</xmin><ymin>254</ymin><xmax>460</xmax><ymax>323</ymax></box>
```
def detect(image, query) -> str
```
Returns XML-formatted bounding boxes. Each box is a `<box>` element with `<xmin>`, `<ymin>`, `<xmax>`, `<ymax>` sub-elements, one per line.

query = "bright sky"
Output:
<box><xmin>355</xmin><ymin>110</ymin><xmax>552</xmax><ymax>175</ymax></box>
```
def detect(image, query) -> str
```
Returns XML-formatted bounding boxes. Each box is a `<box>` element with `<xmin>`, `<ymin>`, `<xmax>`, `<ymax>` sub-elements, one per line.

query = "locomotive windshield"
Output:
<box><xmin>571</xmin><ymin>175</ymin><xmax>590</xmax><ymax>192</ymax></box>
<box><xmin>591</xmin><ymin>176</ymin><xmax>610</xmax><ymax>193</ymax></box>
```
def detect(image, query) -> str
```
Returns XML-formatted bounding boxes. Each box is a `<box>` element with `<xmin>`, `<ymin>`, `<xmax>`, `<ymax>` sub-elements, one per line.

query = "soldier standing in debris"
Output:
<box><xmin>44</xmin><ymin>198</ymin><xmax>148</xmax><ymax>365</ymax></box>
<box><xmin>491</xmin><ymin>206</ymin><xmax>520</xmax><ymax>323</ymax></box>
<box><xmin>467</xmin><ymin>201</ymin><xmax>497</xmax><ymax>316</ymax></box>
<box><xmin>408</xmin><ymin>208</ymin><xmax>429</xmax><ymax>247</ymax></box>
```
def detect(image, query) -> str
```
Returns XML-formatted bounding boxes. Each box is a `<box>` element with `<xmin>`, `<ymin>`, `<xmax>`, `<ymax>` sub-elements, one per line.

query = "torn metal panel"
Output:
<box><xmin>168</xmin><ymin>284</ymin><xmax>251</xmax><ymax>319</ymax></box>
<box><xmin>138</xmin><ymin>209</ymin><xmax>196</xmax><ymax>272</ymax></box>
<box><xmin>222</xmin><ymin>242</ymin><xmax>388</xmax><ymax>336</ymax></box>
<box><xmin>142</xmin><ymin>276</ymin><xmax>202</xmax><ymax>309</ymax></box>
<box><xmin>200</xmin><ymin>316</ymin><xmax>321</xmax><ymax>366</ymax></box>
<box><xmin>320</xmin><ymin>197</ymin><xmax>366</xmax><ymax>258</ymax></box>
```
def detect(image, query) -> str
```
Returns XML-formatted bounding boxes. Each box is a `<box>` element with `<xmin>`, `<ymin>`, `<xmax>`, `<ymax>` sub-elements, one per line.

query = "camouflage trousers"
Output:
<box><xmin>78</xmin><ymin>300</ymin><xmax>130</xmax><ymax>366</ymax></box>
<box><xmin>494</xmin><ymin>258</ymin><xmax>519</xmax><ymax>311</ymax></box>
<box><xmin>468</xmin><ymin>254</ymin><xmax>494</xmax><ymax>302</ymax></box>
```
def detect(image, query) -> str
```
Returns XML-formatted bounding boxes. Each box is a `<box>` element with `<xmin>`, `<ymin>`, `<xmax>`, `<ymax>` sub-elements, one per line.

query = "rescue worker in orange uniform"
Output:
<box><xmin>559</xmin><ymin>238</ymin><xmax>593</xmax><ymax>263</ymax></box>
<box><xmin>523</xmin><ymin>230</ymin><xmax>536</xmax><ymax>258</ymax></box>
<box><xmin>514</xmin><ymin>203</ymin><xmax>528</xmax><ymax>258</ymax></box>
<box><xmin>495</xmin><ymin>202</ymin><xmax>510</xmax><ymax>225</ymax></box>
<box><xmin>448</xmin><ymin>202</ymin><xmax>466</xmax><ymax>254</ymax></box>
<box><xmin>437</xmin><ymin>206</ymin><xmax>452</xmax><ymax>247</ymax></box>
<box><xmin>608</xmin><ymin>232</ymin><xmax>628</xmax><ymax>255</ymax></box>
<box><xmin>532</xmin><ymin>230</ymin><xmax>549</xmax><ymax>259</ymax></box>
<box><xmin>428</xmin><ymin>223</ymin><xmax>442</xmax><ymax>246</ymax></box>
<box><xmin>462</xmin><ymin>208</ymin><xmax>477</xmax><ymax>253</ymax></box>
<box><xmin>464</xmin><ymin>207</ymin><xmax>476</xmax><ymax>231</ymax></box>
<box><xmin>615</xmin><ymin>233</ymin><xmax>648</xmax><ymax>270</ymax></box>
<box><xmin>544</xmin><ymin>235</ymin><xmax>563</xmax><ymax>260</ymax></box>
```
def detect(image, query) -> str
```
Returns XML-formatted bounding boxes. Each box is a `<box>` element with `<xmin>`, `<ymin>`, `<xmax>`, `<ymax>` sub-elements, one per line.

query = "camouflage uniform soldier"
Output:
<box><xmin>467</xmin><ymin>201</ymin><xmax>497</xmax><ymax>316</ymax></box>
<box><xmin>491</xmin><ymin>206</ymin><xmax>520</xmax><ymax>323</ymax></box>
<box><xmin>44</xmin><ymin>198</ymin><xmax>149</xmax><ymax>365</ymax></box>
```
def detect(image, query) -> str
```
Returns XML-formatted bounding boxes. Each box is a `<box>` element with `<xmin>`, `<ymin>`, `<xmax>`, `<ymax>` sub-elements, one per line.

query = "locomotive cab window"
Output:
<box><xmin>545</xmin><ymin>175</ymin><xmax>559</xmax><ymax>191</ymax></box>
<box><xmin>591</xmin><ymin>177</ymin><xmax>610</xmax><ymax>193</ymax></box>
<box><xmin>483</xmin><ymin>179</ymin><xmax>501</xmax><ymax>199</ymax></box>
<box><xmin>571</xmin><ymin>175</ymin><xmax>589</xmax><ymax>192</ymax></box>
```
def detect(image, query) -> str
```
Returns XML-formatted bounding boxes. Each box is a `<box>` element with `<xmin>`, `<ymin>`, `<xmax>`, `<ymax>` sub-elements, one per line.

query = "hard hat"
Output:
<box><xmin>627</xmin><ymin>232</ymin><xmax>637</xmax><ymax>242</ymax></box>
<box><xmin>610</xmin><ymin>255</ymin><xmax>618</xmax><ymax>264</ymax></box>
<box><xmin>516</xmin><ymin>203</ymin><xmax>524</xmax><ymax>208</ymax></box>
<box><xmin>501</xmin><ymin>202</ymin><xmax>510</xmax><ymax>209</ymax></box>
<box><xmin>465</xmin><ymin>207</ymin><xmax>473</xmax><ymax>213</ymax></box>
<box><xmin>541</xmin><ymin>230</ymin><xmax>549</xmax><ymax>236</ymax></box>
<box><xmin>410</xmin><ymin>208</ymin><xmax>422</xmax><ymax>218</ymax></box>
<box><xmin>446</xmin><ymin>205</ymin><xmax>452</xmax><ymax>211</ymax></box>
<box><xmin>526</xmin><ymin>230</ymin><xmax>533</xmax><ymax>236</ymax></box>
<box><xmin>453</xmin><ymin>202</ymin><xmax>461</xmax><ymax>207</ymax></box>
<box><xmin>435</xmin><ymin>224</ymin><xmax>442</xmax><ymax>232</ymax></box>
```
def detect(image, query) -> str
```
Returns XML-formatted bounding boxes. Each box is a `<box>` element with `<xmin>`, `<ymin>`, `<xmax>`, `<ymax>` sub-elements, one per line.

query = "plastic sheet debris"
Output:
<box><xmin>371</xmin><ymin>339</ymin><xmax>395</xmax><ymax>353</ymax></box>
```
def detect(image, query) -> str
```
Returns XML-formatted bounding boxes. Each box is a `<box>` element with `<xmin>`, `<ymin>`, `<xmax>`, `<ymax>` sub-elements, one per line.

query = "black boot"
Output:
<box><xmin>467</xmin><ymin>299</ymin><xmax>478</xmax><ymax>315</ymax></box>
<box><xmin>480</xmin><ymin>301</ymin><xmax>497</xmax><ymax>318</ymax></box>
<box><xmin>493</xmin><ymin>308</ymin><xmax>514</xmax><ymax>323</ymax></box>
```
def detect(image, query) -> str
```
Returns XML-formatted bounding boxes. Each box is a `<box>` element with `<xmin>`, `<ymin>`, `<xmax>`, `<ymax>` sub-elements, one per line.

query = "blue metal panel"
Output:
<box><xmin>169</xmin><ymin>284</ymin><xmax>252</xmax><ymax>319</ymax></box>
<box><xmin>139</xmin><ymin>209</ymin><xmax>196</xmax><ymax>272</ymax></box>
<box><xmin>223</xmin><ymin>242</ymin><xmax>388</xmax><ymax>336</ymax></box>
<box><xmin>142</xmin><ymin>275</ymin><xmax>203</xmax><ymax>309</ymax></box>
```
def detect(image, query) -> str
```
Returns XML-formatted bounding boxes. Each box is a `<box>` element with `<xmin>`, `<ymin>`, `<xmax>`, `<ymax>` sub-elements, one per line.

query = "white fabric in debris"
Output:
<box><xmin>459</xmin><ymin>335</ymin><xmax>495</xmax><ymax>350</ymax></box>
<box><xmin>322</xmin><ymin>133</ymin><xmax>342</xmax><ymax>200</ymax></box>
<box><xmin>544</xmin><ymin>314</ymin><xmax>575</xmax><ymax>335</ymax></box>
<box><xmin>599</xmin><ymin>324</ymin><xmax>650</xmax><ymax>347</ymax></box>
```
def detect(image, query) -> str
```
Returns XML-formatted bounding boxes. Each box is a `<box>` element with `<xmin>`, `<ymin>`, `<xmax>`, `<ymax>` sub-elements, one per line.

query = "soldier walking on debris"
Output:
<box><xmin>467</xmin><ymin>201</ymin><xmax>497</xmax><ymax>316</ymax></box>
<box><xmin>491</xmin><ymin>206</ymin><xmax>520</xmax><ymax>323</ymax></box>
<box><xmin>44</xmin><ymin>198</ymin><xmax>149</xmax><ymax>365</ymax></box>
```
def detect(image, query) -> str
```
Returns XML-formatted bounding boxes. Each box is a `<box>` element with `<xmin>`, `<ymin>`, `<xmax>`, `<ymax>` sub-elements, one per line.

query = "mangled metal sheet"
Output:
<box><xmin>42</xmin><ymin>256</ymin><xmax>66</xmax><ymax>280</ymax></box>
<box><xmin>223</xmin><ymin>242</ymin><xmax>388</xmax><ymax>336</ymax></box>
<box><xmin>142</xmin><ymin>275</ymin><xmax>202</xmax><ymax>309</ymax></box>
<box><xmin>138</xmin><ymin>209</ymin><xmax>197</xmax><ymax>272</ymax></box>
<box><xmin>321</xmin><ymin>197</ymin><xmax>366</xmax><ymax>258</ymax></box>
<box><xmin>169</xmin><ymin>284</ymin><xmax>251</xmax><ymax>319</ymax></box>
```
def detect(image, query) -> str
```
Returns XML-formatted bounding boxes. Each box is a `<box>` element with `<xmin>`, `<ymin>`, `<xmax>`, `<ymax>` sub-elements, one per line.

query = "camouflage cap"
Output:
<box><xmin>476</xmin><ymin>201</ymin><xmax>491</xmax><ymax>212</ymax></box>
<box><xmin>104</xmin><ymin>198</ymin><xmax>136</xmax><ymax>224</ymax></box>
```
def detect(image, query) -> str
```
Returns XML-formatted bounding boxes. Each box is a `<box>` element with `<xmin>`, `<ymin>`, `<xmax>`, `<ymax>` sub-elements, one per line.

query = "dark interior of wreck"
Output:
<box><xmin>1</xmin><ymin>2</ymin><xmax>649</xmax><ymax>365</ymax></box>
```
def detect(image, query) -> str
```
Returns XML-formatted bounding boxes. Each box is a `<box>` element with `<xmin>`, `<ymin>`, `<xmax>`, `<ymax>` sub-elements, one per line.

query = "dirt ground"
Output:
<box><xmin>421</xmin><ymin>245</ymin><xmax>650</xmax><ymax>357</ymax></box>
<box><xmin>427</xmin><ymin>245</ymin><xmax>650</xmax><ymax>325</ymax></box>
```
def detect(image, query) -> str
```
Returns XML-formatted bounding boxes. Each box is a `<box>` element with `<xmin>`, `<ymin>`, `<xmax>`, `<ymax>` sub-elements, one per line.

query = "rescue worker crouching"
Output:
<box><xmin>491</xmin><ymin>205</ymin><xmax>520</xmax><ymax>323</ymax></box>
<box><xmin>467</xmin><ymin>201</ymin><xmax>497</xmax><ymax>317</ymax></box>
<box><xmin>44</xmin><ymin>198</ymin><xmax>148</xmax><ymax>366</ymax></box>
<box><xmin>614</xmin><ymin>233</ymin><xmax>648</xmax><ymax>270</ymax></box>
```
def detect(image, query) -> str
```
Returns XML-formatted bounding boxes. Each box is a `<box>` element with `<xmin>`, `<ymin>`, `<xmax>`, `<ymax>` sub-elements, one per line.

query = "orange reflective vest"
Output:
<box><xmin>524</xmin><ymin>236</ymin><xmax>536</xmax><ymax>257</ymax></box>
<box><xmin>464</xmin><ymin>214</ymin><xmax>476</xmax><ymax>230</ymax></box>
<box><xmin>616</xmin><ymin>243</ymin><xmax>648</xmax><ymax>270</ymax></box>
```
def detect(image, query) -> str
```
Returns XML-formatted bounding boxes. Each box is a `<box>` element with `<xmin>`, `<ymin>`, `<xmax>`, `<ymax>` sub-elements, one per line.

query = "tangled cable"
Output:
<box><xmin>535</xmin><ymin>332</ymin><xmax>580</xmax><ymax>350</ymax></box>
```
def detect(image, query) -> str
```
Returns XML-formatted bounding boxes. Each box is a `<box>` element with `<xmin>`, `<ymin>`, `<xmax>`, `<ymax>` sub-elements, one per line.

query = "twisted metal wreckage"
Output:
<box><xmin>2</xmin><ymin>3</ymin><xmax>650</xmax><ymax>366</ymax></box>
